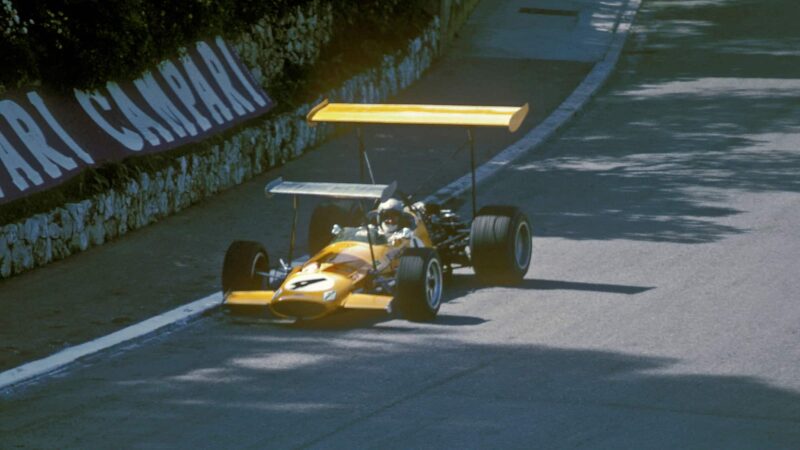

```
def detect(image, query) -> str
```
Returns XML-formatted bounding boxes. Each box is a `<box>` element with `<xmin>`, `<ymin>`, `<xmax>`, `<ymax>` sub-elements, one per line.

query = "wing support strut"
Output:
<box><xmin>306</xmin><ymin>100</ymin><xmax>528</xmax><ymax>219</ymax></box>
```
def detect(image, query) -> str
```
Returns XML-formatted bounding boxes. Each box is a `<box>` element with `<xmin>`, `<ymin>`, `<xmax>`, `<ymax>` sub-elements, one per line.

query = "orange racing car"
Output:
<box><xmin>221</xmin><ymin>101</ymin><xmax>533</xmax><ymax>322</ymax></box>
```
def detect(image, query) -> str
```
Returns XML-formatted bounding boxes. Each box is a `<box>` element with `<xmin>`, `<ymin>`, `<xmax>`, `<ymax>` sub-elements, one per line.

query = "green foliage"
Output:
<box><xmin>0</xmin><ymin>0</ymin><xmax>312</xmax><ymax>90</ymax></box>
<box><xmin>283</xmin><ymin>0</ymin><xmax>430</xmax><ymax>106</ymax></box>
<box><xmin>1</xmin><ymin>0</ymin><xmax>430</xmax><ymax>91</ymax></box>
<box><xmin>0</xmin><ymin>0</ymin><xmax>433</xmax><ymax>224</ymax></box>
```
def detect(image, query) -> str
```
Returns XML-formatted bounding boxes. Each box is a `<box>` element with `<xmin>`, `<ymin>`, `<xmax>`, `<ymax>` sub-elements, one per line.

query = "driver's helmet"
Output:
<box><xmin>377</xmin><ymin>198</ymin><xmax>404</xmax><ymax>234</ymax></box>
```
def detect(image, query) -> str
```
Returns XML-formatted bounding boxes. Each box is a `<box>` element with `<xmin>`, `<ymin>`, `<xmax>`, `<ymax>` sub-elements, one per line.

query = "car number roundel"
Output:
<box><xmin>287</xmin><ymin>273</ymin><xmax>336</xmax><ymax>292</ymax></box>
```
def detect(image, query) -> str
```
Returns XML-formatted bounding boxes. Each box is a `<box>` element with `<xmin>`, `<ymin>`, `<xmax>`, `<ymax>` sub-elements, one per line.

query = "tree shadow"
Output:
<box><xmin>472</xmin><ymin>0</ymin><xmax>800</xmax><ymax>244</ymax></box>
<box><xmin>3</xmin><ymin>327</ymin><xmax>799</xmax><ymax>448</ymax></box>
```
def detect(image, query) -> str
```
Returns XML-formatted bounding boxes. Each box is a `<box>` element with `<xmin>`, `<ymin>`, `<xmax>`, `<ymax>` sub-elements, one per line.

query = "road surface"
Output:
<box><xmin>2</xmin><ymin>0</ymin><xmax>800</xmax><ymax>448</ymax></box>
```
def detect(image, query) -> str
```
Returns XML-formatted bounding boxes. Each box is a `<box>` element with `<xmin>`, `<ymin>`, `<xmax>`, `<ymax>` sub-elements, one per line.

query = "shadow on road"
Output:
<box><xmin>446</xmin><ymin>273</ymin><xmax>654</xmax><ymax>297</ymax></box>
<box><xmin>481</xmin><ymin>0</ymin><xmax>800</xmax><ymax>244</ymax></box>
<box><xmin>279</xmin><ymin>308</ymin><xmax>488</xmax><ymax>332</ymax></box>
<box><xmin>219</xmin><ymin>272</ymin><xmax>651</xmax><ymax>332</ymax></box>
<box><xmin>524</xmin><ymin>278</ymin><xmax>653</xmax><ymax>294</ymax></box>
<box><xmin>3</xmin><ymin>322</ymin><xmax>798</xmax><ymax>448</ymax></box>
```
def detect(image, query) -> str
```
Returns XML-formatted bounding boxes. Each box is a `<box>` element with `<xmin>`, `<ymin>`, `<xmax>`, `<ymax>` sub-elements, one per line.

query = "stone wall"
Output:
<box><xmin>234</xmin><ymin>1</ymin><xmax>335</xmax><ymax>89</ymax></box>
<box><xmin>0</xmin><ymin>9</ymin><xmax>443</xmax><ymax>279</ymax></box>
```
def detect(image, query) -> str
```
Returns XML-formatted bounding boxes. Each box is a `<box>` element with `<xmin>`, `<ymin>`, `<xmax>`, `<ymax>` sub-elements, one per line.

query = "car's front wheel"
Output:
<box><xmin>222</xmin><ymin>240</ymin><xmax>269</xmax><ymax>293</ymax></box>
<box><xmin>395</xmin><ymin>248</ymin><xmax>443</xmax><ymax>321</ymax></box>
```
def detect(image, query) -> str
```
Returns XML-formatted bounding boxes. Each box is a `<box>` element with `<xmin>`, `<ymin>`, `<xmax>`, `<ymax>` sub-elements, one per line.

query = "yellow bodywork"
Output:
<box><xmin>226</xmin><ymin>290</ymin><xmax>275</xmax><ymax>305</ymax></box>
<box><xmin>307</xmin><ymin>100</ymin><xmax>529</xmax><ymax>132</ymax></box>
<box><xmin>225</xmin><ymin>216</ymin><xmax>434</xmax><ymax>320</ymax></box>
<box><xmin>341</xmin><ymin>293</ymin><xmax>393</xmax><ymax>310</ymax></box>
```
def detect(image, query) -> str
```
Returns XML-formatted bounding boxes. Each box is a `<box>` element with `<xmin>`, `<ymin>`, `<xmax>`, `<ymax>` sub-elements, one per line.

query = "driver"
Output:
<box><xmin>376</xmin><ymin>198</ymin><xmax>418</xmax><ymax>246</ymax></box>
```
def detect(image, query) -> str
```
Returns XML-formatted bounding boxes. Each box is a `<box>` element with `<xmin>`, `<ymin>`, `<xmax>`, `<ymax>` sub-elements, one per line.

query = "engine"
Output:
<box><xmin>416</xmin><ymin>202</ymin><xmax>471</xmax><ymax>268</ymax></box>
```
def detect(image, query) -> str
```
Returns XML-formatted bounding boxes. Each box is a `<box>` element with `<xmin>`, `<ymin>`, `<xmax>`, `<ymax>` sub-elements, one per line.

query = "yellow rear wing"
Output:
<box><xmin>306</xmin><ymin>99</ymin><xmax>531</xmax><ymax>217</ymax></box>
<box><xmin>307</xmin><ymin>100</ymin><xmax>529</xmax><ymax>132</ymax></box>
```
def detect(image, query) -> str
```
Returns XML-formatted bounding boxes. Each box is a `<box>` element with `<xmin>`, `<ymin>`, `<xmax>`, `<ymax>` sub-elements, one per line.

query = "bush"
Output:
<box><xmin>0</xmin><ymin>0</ymin><xmax>430</xmax><ymax>92</ymax></box>
<box><xmin>287</xmin><ymin>0</ymin><xmax>430</xmax><ymax>105</ymax></box>
<box><xmin>0</xmin><ymin>0</ymin><xmax>313</xmax><ymax>91</ymax></box>
<box><xmin>0</xmin><ymin>0</ymin><xmax>434</xmax><ymax>223</ymax></box>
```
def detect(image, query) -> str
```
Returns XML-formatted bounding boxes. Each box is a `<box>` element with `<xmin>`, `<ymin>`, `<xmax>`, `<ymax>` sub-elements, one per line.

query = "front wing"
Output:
<box><xmin>225</xmin><ymin>290</ymin><xmax>394</xmax><ymax>317</ymax></box>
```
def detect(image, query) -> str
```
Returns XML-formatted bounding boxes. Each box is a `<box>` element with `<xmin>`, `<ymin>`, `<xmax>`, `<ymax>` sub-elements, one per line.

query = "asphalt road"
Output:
<box><xmin>0</xmin><ymin>1</ymin><xmax>595</xmax><ymax>370</ymax></box>
<box><xmin>3</xmin><ymin>0</ymin><xmax>800</xmax><ymax>448</ymax></box>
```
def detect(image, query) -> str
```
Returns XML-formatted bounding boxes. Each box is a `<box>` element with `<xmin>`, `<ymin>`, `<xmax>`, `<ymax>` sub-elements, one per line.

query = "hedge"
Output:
<box><xmin>0</xmin><ymin>0</ymin><xmax>428</xmax><ymax>92</ymax></box>
<box><xmin>0</xmin><ymin>0</ymin><xmax>431</xmax><ymax>224</ymax></box>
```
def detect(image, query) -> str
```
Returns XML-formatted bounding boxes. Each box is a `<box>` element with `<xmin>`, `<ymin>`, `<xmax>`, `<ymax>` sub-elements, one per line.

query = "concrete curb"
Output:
<box><xmin>0</xmin><ymin>293</ymin><xmax>221</xmax><ymax>392</ymax></box>
<box><xmin>0</xmin><ymin>0</ymin><xmax>641</xmax><ymax>393</ymax></box>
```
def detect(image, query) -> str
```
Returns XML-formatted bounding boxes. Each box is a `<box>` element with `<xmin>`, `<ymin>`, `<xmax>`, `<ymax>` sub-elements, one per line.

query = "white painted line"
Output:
<box><xmin>0</xmin><ymin>0</ymin><xmax>642</xmax><ymax>392</ymax></box>
<box><xmin>0</xmin><ymin>292</ymin><xmax>222</xmax><ymax>391</ymax></box>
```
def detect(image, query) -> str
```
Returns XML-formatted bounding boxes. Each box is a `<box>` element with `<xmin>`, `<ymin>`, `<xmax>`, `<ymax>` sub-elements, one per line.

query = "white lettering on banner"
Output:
<box><xmin>75</xmin><ymin>90</ymin><xmax>144</xmax><ymax>151</ymax></box>
<box><xmin>196</xmin><ymin>41</ymin><xmax>254</xmax><ymax>116</ymax></box>
<box><xmin>0</xmin><ymin>100</ymin><xmax>77</xmax><ymax>179</ymax></box>
<box><xmin>0</xmin><ymin>132</ymin><xmax>44</xmax><ymax>196</ymax></box>
<box><xmin>27</xmin><ymin>91</ymin><xmax>94</xmax><ymax>164</ymax></box>
<box><xmin>216</xmin><ymin>36</ymin><xmax>267</xmax><ymax>107</ymax></box>
<box><xmin>107</xmin><ymin>82</ymin><xmax>174</xmax><ymax>146</ymax></box>
<box><xmin>159</xmin><ymin>61</ymin><xmax>212</xmax><ymax>132</ymax></box>
<box><xmin>181</xmin><ymin>55</ymin><xmax>233</xmax><ymax>125</ymax></box>
<box><xmin>0</xmin><ymin>38</ymin><xmax>271</xmax><ymax>202</ymax></box>
<box><xmin>134</xmin><ymin>72</ymin><xmax>198</xmax><ymax>138</ymax></box>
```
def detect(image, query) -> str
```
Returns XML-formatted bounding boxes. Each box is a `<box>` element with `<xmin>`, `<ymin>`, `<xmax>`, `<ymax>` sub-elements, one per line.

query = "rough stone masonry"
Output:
<box><xmin>0</xmin><ymin>1</ymin><xmax>443</xmax><ymax>279</ymax></box>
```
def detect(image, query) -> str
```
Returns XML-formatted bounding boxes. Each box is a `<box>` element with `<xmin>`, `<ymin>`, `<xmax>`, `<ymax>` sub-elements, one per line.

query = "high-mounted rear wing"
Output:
<box><xmin>307</xmin><ymin>100</ymin><xmax>529</xmax><ymax>132</ymax></box>
<box><xmin>305</xmin><ymin>99</ymin><xmax>530</xmax><ymax>217</ymax></box>
<box><xmin>265</xmin><ymin>177</ymin><xmax>396</xmax><ymax>201</ymax></box>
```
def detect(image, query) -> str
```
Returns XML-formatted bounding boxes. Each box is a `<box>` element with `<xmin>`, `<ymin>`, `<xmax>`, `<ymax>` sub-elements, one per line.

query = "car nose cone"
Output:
<box><xmin>270</xmin><ymin>299</ymin><xmax>330</xmax><ymax>319</ymax></box>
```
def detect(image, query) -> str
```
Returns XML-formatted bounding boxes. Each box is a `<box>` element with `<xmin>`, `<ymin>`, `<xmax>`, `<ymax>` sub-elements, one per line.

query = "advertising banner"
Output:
<box><xmin>0</xmin><ymin>36</ymin><xmax>273</xmax><ymax>204</ymax></box>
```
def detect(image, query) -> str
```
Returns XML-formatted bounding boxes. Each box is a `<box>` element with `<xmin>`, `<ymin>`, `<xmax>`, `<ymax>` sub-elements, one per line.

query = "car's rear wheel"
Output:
<box><xmin>222</xmin><ymin>241</ymin><xmax>269</xmax><ymax>292</ymax></box>
<box><xmin>470</xmin><ymin>205</ymin><xmax>531</xmax><ymax>284</ymax></box>
<box><xmin>308</xmin><ymin>201</ymin><xmax>363</xmax><ymax>255</ymax></box>
<box><xmin>396</xmin><ymin>248</ymin><xmax>443</xmax><ymax>322</ymax></box>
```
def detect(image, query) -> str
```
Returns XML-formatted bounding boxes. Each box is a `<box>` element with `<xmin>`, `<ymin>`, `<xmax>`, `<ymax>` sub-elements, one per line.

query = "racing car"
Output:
<box><xmin>222</xmin><ymin>101</ymin><xmax>533</xmax><ymax>322</ymax></box>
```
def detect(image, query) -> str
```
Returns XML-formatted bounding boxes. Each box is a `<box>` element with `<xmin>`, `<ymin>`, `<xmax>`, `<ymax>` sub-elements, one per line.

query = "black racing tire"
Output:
<box><xmin>470</xmin><ymin>205</ymin><xmax>532</xmax><ymax>285</ymax></box>
<box><xmin>308</xmin><ymin>201</ymin><xmax>363</xmax><ymax>255</ymax></box>
<box><xmin>222</xmin><ymin>241</ymin><xmax>269</xmax><ymax>293</ymax></box>
<box><xmin>395</xmin><ymin>248</ymin><xmax>443</xmax><ymax>322</ymax></box>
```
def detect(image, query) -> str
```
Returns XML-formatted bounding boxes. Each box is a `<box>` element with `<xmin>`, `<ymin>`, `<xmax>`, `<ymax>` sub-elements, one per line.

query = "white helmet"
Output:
<box><xmin>377</xmin><ymin>198</ymin><xmax>404</xmax><ymax>234</ymax></box>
